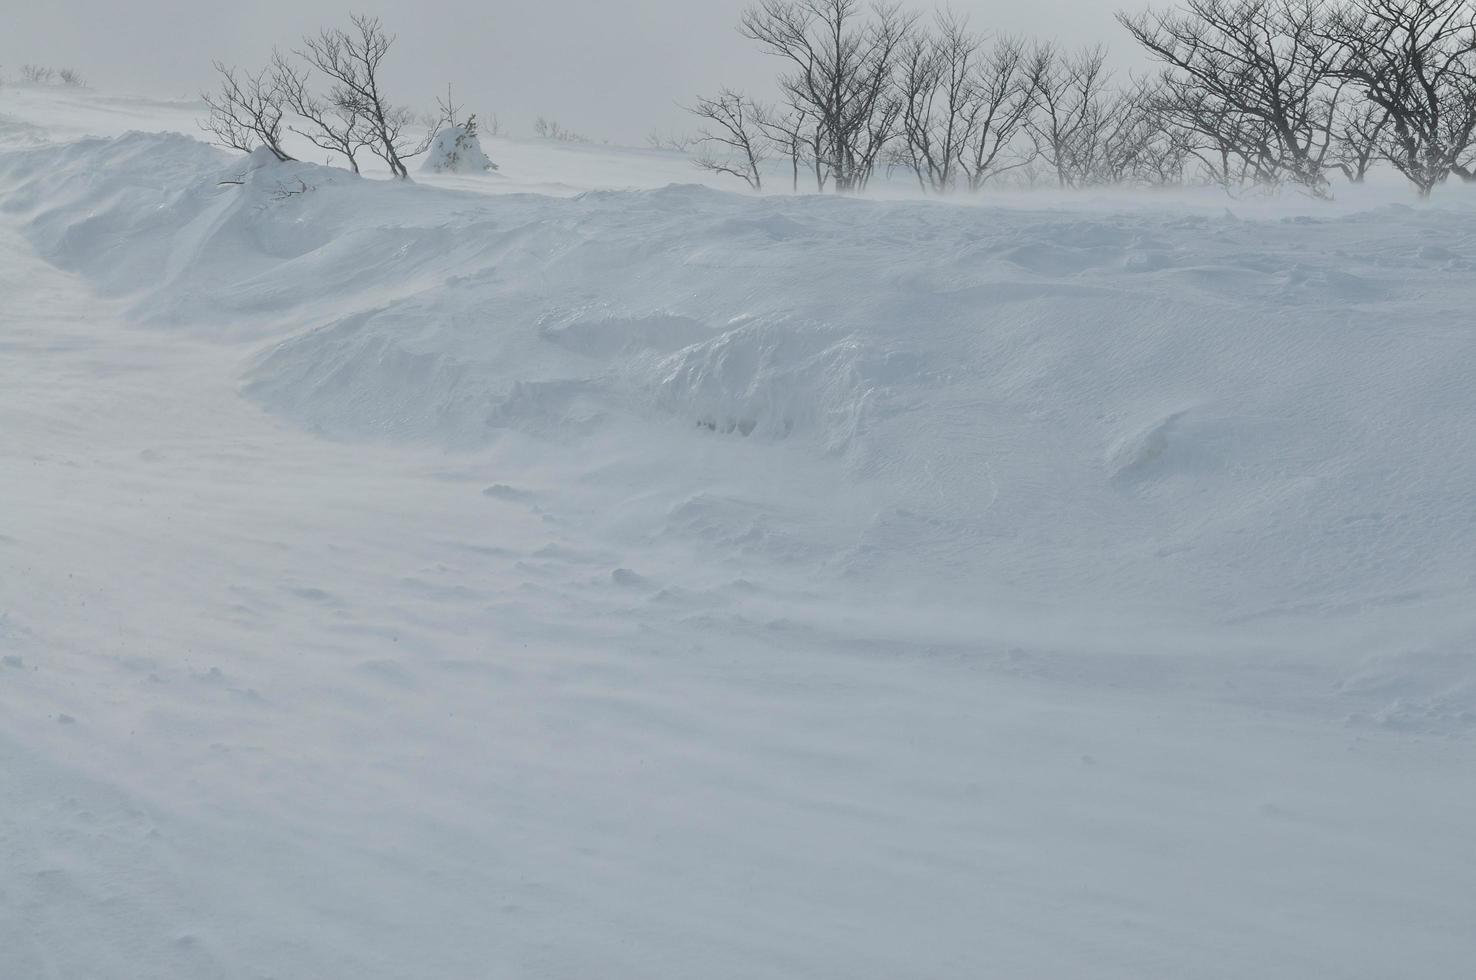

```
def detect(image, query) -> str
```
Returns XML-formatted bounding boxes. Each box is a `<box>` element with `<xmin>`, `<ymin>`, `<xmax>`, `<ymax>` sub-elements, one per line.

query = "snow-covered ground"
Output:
<box><xmin>2</xmin><ymin>85</ymin><xmax>1474</xmax><ymax>979</ymax></box>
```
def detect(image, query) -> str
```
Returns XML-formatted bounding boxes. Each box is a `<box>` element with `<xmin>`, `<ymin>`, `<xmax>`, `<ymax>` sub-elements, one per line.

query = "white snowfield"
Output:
<box><xmin>1</xmin><ymin>88</ymin><xmax>1474</xmax><ymax>979</ymax></box>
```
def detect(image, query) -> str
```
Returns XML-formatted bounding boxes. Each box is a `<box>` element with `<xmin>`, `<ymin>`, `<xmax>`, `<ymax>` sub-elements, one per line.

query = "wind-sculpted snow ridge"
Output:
<box><xmin>4</xmin><ymin>106</ymin><xmax>1476</xmax><ymax>980</ymax></box>
<box><xmin>5</xmin><ymin>132</ymin><xmax>1476</xmax><ymax>644</ymax></box>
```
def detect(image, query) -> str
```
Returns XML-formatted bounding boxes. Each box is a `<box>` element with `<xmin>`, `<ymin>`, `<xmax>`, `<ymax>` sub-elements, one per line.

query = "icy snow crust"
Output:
<box><xmin>1</xmin><ymin>95</ymin><xmax>1475</xmax><ymax>980</ymax></box>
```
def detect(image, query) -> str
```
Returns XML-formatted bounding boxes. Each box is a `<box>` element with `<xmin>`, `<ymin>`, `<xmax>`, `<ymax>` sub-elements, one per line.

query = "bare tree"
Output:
<box><xmin>958</xmin><ymin>36</ymin><xmax>1039</xmax><ymax>190</ymax></box>
<box><xmin>1100</xmin><ymin>78</ymin><xmax>1195</xmax><ymax>184</ymax></box>
<box><xmin>897</xmin><ymin>11</ymin><xmax>982</xmax><ymax>192</ymax></box>
<box><xmin>755</xmin><ymin>102</ymin><xmax>819</xmax><ymax>189</ymax></box>
<box><xmin>1326</xmin><ymin>0</ymin><xmax>1476</xmax><ymax>195</ymax></box>
<box><xmin>741</xmin><ymin>0</ymin><xmax>917</xmax><ymax>192</ymax></box>
<box><xmin>758</xmin><ymin>100</ymin><xmax>833</xmax><ymax>190</ymax></box>
<box><xmin>1141</xmin><ymin>119</ymin><xmax>1201</xmax><ymax>183</ymax></box>
<box><xmin>1029</xmin><ymin>46</ymin><xmax>1130</xmax><ymax>187</ymax></box>
<box><xmin>435</xmin><ymin>83</ymin><xmax>465</xmax><ymax>128</ymax></box>
<box><xmin>1329</xmin><ymin>97</ymin><xmax>1390</xmax><ymax>181</ymax></box>
<box><xmin>1142</xmin><ymin>81</ymin><xmax>1259</xmax><ymax>185</ymax></box>
<box><xmin>1029</xmin><ymin>45</ymin><xmax>1092</xmax><ymax>186</ymax></box>
<box><xmin>270</xmin><ymin>50</ymin><xmax>372</xmax><ymax>173</ymax></box>
<box><xmin>20</xmin><ymin>65</ymin><xmax>55</xmax><ymax>84</ymax></box>
<box><xmin>298</xmin><ymin>14</ymin><xmax>426</xmax><ymax>178</ymax></box>
<box><xmin>688</xmin><ymin>89</ymin><xmax>771</xmax><ymax>190</ymax></box>
<box><xmin>201</xmin><ymin>61</ymin><xmax>296</xmax><ymax>161</ymax></box>
<box><xmin>1118</xmin><ymin>0</ymin><xmax>1346</xmax><ymax>192</ymax></box>
<box><xmin>1026</xmin><ymin>48</ymin><xmax>1194</xmax><ymax>187</ymax></box>
<box><xmin>57</xmin><ymin>68</ymin><xmax>84</xmax><ymax>87</ymax></box>
<box><xmin>896</xmin><ymin>18</ymin><xmax>1041</xmax><ymax>193</ymax></box>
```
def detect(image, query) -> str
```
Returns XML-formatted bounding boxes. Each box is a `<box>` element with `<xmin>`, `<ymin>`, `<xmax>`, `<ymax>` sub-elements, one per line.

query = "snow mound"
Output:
<box><xmin>420</xmin><ymin>123</ymin><xmax>497</xmax><ymax>175</ymax></box>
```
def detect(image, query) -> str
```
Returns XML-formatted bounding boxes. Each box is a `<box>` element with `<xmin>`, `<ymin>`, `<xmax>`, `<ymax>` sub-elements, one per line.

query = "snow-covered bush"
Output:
<box><xmin>420</xmin><ymin>115</ymin><xmax>498</xmax><ymax>174</ymax></box>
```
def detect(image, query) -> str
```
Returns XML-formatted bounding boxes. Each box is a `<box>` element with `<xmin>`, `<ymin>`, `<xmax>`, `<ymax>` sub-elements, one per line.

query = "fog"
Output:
<box><xmin>4</xmin><ymin>0</ymin><xmax>1126</xmax><ymax>143</ymax></box>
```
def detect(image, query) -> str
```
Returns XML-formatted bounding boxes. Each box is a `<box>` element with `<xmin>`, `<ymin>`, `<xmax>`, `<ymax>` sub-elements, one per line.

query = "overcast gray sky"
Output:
<box><xmin>5</xmin><ymin>0</ymin><xmax>1129</xmax><ymax>143</ymax></box>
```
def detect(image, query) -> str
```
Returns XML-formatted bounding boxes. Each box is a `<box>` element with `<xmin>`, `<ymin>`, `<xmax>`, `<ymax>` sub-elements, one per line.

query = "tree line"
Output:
<box><xmin>690</xmin><ymin>0</ymin><xmax>1476</xmax><ymax>197</ymax></box>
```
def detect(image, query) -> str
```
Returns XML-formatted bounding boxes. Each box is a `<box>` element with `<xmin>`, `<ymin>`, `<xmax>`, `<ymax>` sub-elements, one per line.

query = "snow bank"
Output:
<box><xmin>2</xmin><ymin>130</ymin><xmax>1475</xmax><ymax>726</ymax></box>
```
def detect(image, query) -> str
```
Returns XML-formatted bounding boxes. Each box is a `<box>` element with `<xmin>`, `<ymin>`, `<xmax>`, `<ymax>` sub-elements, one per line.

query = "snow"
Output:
<box><xmin>420</xmin><ymin>122</ymin><xmax>498</xmax><ymax>174</ymax></box>
<box><xmin>2</xmin><ymin>87</ymin><xmax>1475</xmax><ymax>979</ymax></box>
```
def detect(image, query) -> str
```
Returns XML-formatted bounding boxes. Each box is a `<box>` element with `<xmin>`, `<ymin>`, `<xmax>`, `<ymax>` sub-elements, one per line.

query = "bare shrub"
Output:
<box><xmin>647</xmin><ymin>130</ymin><xmax>697</xmax><ymax>152</ymax></box>
<box><xmin>533</xmin><ymin>117</ymin><xmax>592</xmax><ymax>143</ymax></box>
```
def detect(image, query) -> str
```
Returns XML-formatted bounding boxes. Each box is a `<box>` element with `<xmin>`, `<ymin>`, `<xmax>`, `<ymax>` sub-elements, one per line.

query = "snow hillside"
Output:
<box><xmin>1</xmin><ymin>86</ymin><xmax>1474</xmax><ymax>979</ymax></box>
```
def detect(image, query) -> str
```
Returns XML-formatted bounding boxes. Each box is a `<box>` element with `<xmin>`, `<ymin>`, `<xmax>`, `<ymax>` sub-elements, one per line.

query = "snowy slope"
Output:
<box><xmin>1</xmin><ymin>87</ymin><xmax>1474</xmax><ymax>979</ymax></box>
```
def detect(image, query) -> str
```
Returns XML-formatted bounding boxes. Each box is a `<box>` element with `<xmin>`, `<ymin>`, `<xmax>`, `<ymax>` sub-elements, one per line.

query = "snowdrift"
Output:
<box><xmin>1</xmin><ymin>131</ymin><xmax>1474</xmax><ymax>728</ymax></box>
<box><xmin>5</xmin><ymin>92</ymin><xmax>1476</xmax><ymax>980</ymax></box>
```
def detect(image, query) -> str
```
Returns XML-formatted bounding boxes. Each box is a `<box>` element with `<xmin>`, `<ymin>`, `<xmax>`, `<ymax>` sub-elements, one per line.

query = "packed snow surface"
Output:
<box><xmin>2</xmin><ymin>88</ymin><xmax>1474</xmax><ymax>979</ymax></box>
